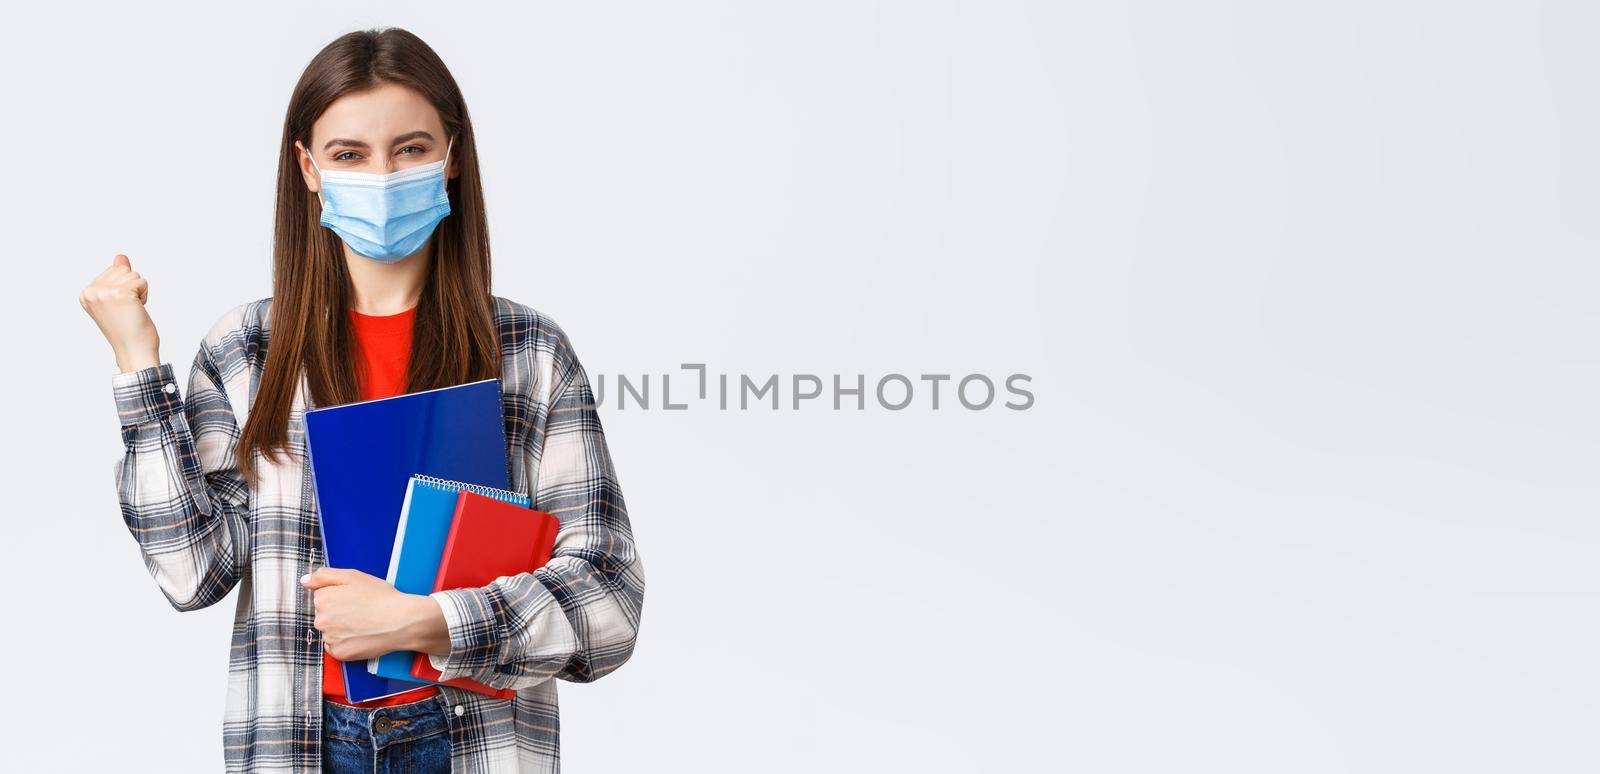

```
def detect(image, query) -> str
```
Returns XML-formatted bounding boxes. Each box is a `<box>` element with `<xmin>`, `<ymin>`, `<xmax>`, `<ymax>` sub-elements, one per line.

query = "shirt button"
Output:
<box><xmin>454</xmin><ymin>704</ymin><xmax>465</xmax><ymax>717</ymax></box>
<box><xmin>163</xmin><ymin>382</ymin><xmax>177</xmax><ymax>394</ymax></box>
<box><xmin>306</xmin><ymin>628</ymin><xmax>316</xmax><ymax>642</ymax></box>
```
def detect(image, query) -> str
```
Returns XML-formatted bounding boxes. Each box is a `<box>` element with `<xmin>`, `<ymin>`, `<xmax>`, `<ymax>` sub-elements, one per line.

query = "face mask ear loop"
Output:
<box><xmin>304</xmin><ymin>142</ymin><xmax>328</xmax><ymax>209</ymax></box>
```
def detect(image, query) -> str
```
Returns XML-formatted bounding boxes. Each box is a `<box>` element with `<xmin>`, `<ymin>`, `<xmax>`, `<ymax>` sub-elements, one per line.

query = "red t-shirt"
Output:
<box><xmin>322</xmin><ymin>304</ymin><xmax>442</xmax><ymax>707</ymax></box>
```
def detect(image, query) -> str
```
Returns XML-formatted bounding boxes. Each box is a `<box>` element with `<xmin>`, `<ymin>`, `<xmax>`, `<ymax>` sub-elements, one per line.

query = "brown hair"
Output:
<box><xmin>237</xmin><ymin>27</ymin><xmax>501</xmax><ymax>485</ymax></box>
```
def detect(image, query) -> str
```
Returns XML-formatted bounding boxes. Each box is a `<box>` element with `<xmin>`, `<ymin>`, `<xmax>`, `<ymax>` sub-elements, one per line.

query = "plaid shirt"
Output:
<box><xmin>111</xmin><ymin>295</ymin><xmax>646</xmax><ymax>773</ymax></box>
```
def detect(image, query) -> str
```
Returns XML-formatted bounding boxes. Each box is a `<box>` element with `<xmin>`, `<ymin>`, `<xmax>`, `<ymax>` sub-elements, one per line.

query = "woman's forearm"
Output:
<box><xmin>115</xmin><ymin>354</ymin><xmax>252</xmax><ymax>613</ymax></box>
<box><xmin>398</xmin><ymin>594</ymin><xmax>453</xmax><ymax>656</ymax></box>
<box><xmin>115</xmin><ymin>346</ymin><xmax>160</xmax><ymax>373</ymax></box>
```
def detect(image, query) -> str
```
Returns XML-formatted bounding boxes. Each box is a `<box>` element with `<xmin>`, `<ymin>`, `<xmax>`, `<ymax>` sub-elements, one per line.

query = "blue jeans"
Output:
<box><xmin>321</xmin><ymin>694</ymin><xmax>453</xmax><ymax>774</ymax></box>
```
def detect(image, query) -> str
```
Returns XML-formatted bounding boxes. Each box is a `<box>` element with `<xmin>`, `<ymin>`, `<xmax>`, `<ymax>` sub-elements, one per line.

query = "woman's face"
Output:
<box><xmin>295</xmin><ymin>81</ymin><xmax>457</xmax><ymax>193</ymax></box>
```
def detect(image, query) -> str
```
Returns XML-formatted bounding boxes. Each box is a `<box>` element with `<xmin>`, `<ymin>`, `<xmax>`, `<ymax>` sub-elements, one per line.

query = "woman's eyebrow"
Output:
<box><xmin>320</xmin><ymin>131</ymin><xmax>434</xmax><ymax>152</ymax></box>
<box><xmin>392</xmin><ymin>130</ymin><xmax>435</xmax><ymax>145</ymax></box>
<box><xmin>322</xmin><ymin>138</ymin><xmax>370</xmax><ymax>151</ymax></box>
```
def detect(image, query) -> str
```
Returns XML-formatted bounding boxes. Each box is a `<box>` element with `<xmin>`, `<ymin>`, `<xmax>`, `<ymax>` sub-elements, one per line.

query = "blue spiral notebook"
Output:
<box><xmin>367</xmin><ymin>475</ymin><xmax>531</xmax><ymax>687</ymax></box>
<box><xmin>303</xmin><ymin>378</ymin><xmax>513</xmax><ymax>703</ymax></box>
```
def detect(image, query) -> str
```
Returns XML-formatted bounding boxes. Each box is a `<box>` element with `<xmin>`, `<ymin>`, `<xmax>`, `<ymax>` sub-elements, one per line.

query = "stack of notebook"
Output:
<box><xmin>304</xmin><ymin>378</ymin><xmax>561</xmax><ymax>703</ymax></box>
<box><xmin>372</xmin><ymin>475</ymin><xmax>560</xmax><ymax>699</ymax></box>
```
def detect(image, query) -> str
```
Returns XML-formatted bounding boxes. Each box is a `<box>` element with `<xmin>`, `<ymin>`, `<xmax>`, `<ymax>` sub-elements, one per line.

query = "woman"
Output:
<box><xmin>78</xmin><ymin>27</ymin><xmax>646</xmax><ymax>774</ymax></box>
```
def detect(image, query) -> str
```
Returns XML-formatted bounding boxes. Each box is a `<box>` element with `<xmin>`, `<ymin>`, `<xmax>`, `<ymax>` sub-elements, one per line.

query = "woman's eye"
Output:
<box><xmin>398</xmin><ymin>145</ymin><xmax>425</xmax><ymax>155</ymax></box>
<box><xmin>334</xmin><ymin>151</ymin><xmax>360</xmax><ymax>162</ymax></box>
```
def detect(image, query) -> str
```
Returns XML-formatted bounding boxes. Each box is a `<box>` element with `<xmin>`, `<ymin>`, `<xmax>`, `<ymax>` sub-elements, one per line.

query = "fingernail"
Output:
<box><xmin>300</xmin><ymin>573</ymin><xmax>311</xmax><ymax>584</ymax></box>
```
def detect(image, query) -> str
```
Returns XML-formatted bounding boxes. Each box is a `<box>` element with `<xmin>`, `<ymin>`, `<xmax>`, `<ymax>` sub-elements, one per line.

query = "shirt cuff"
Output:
<box><xmin>112</xmin><ymin>362</ymin><xmax>181</xmax><ymax>426</ymax></box>
<box><xmin>426</xmin><ymin>585</ymin><xmax>509</xmax><ymax>683</ymax></box>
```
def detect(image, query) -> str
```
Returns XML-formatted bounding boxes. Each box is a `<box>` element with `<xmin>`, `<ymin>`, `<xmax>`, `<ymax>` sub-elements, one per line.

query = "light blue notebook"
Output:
<box><xmin>367</xmin><ymin>474</ymin><xmax>531</xmax><ymax>684</ymax></box>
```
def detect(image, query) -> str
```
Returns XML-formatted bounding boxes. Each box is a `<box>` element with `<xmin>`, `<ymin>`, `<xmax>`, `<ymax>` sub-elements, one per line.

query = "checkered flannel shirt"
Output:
<box><xmin>110</xmin><ymin>295</ymin><xmax>646</xmax><ymax>773</ymax></box>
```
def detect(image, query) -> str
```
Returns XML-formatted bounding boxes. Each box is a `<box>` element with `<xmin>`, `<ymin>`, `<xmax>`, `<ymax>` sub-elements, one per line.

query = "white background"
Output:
<box><xmin>2</xmin><ymin>1</ymin><xmax>1596</xmax><ymax>771</ymax></box>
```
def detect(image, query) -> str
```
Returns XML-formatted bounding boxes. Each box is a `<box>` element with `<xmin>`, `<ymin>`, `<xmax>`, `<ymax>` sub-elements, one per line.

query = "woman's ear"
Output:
<box><xmin>294</xmin><ymin>140</ymin><xmax>321</xmax><ymax>194</ymax></box>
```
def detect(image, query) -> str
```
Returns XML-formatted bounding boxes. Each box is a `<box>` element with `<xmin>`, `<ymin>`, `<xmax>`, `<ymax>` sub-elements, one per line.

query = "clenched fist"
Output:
<box><xmin>81</xmin><ymin>254</ymin><xmax>161</xmax><ymax>373</ymax></box>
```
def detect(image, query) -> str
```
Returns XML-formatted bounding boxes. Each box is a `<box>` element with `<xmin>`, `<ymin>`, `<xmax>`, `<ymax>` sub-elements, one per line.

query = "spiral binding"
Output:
<box><xmin>412</xmin><ymin>473</ymin><xmax>530</xmax><ymax>505</ymax></box>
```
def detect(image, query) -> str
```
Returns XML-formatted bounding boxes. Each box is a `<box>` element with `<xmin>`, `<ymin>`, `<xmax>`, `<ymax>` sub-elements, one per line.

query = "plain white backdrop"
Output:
<box><xmin>2</xmin><ymin>0</ymin><xmax>1597</xmax><ymax>771</ymax></box>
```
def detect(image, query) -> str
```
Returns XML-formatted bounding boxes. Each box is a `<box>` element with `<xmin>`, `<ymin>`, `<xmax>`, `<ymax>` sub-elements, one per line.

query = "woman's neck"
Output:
<box><xmin>343</xmin><ymin>241</ymin><xmax>430</xmax><ymax>315</ymax></box>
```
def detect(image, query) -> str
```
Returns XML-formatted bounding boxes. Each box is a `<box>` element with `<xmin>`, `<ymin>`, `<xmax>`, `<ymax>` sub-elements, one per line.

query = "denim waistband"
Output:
<box><xmin>322</xmin><ymin>694</ymin><xmax>452</xmax><ymax>748</ymax></box>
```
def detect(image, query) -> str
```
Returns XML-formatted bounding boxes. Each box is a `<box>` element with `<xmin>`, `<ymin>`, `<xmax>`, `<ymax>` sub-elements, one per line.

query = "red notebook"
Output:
<box><xmin>413</xmin><ymin>489</ymin><xmax>561</xmax><ymax>696</ymax></box>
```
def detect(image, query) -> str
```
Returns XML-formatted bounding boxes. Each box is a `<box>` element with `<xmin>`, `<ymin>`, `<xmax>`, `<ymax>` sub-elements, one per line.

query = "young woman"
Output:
<box><xmin>79</xmin><ymin>28</ymin><xmax>646</xmax><ymax>774</ymax></box>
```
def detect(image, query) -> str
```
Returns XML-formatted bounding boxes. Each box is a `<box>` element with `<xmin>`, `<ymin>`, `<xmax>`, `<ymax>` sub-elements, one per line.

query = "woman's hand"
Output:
<box><xmin>80</xmin><ymin>254</ymin><xmax>161</xmax><ymax>373</ymax></box>
<box><xmin>301</xmin><ymin>567</ymin><xmax>452</xmax><ymax>661</ymax></box>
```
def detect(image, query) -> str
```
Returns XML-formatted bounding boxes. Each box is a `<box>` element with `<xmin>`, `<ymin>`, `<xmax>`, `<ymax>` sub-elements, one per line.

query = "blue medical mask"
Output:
<box><xmin>307</xmin><ymin>137</ymin><xmax>453</xmax><ymax>263</ymax></box>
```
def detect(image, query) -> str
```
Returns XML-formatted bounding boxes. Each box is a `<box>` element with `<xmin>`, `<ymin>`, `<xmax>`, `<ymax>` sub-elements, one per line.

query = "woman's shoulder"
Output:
<box><xmin>490</xmin><ymin>294</ymin><xmax>586</xmax><ymax>381</ymax></box>
<box><xmin>197</xmin><ymin>296</ymin><xmax>273</xmax><ymax>368</ymax></box>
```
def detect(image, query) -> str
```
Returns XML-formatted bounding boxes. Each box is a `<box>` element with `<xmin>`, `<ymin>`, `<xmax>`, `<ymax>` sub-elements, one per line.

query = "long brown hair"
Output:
<box><xmin>237</xmin><ymin>27</ymin><xmax>501</xmax><ymax>485</ymax></box>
